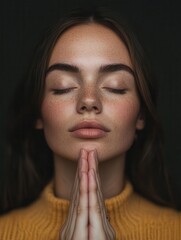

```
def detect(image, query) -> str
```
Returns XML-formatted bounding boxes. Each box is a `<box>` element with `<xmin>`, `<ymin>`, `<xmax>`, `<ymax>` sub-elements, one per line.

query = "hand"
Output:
<box><xmin>59</xmin><ymin>149</ymin><xmax>116</xmax><ymax>240</ymax></box>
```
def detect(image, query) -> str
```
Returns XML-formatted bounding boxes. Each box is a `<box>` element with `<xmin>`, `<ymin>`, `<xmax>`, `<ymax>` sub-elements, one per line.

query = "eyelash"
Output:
<box><xmin>105</xmin><ymin>88</ymin><xmax>127</xmax><ymax>94</ymax></box>
<box><xmin>52</xmin><ymin>88</ymin><xmax>76</xmax><ymax>94</ymax></box>
<box><xmin>51</xmin><ymin>88</ymin><xmax>127</xmax><ymax>95</ymax></box>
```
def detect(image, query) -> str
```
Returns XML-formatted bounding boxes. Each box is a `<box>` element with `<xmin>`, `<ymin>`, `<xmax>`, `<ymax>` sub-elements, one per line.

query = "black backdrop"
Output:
<box><xmin>1</xmin><ymin>0</ymin><xmax>181</xmax><ymax>200</ymax></box>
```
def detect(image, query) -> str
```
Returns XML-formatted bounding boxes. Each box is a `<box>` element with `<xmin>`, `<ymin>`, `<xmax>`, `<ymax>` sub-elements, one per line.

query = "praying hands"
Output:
<box><xmin>59</xmin><ymin>149</ymin><xmax>116</xmax><ymax>240</ymax></box>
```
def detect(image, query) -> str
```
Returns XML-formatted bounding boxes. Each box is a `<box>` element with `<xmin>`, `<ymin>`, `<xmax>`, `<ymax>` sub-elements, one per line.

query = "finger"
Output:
<box><xmin>88</xmin><ymin>150</ymin><xmax>103</xmax><ymax>195</ymax></box>
<box><xmin>88</xmin><ymin>168</ymin><xmax>104</xmax><ymax>232</ymax></box>
<box><xmin>88</xmin><ymin>151</ymin><xmax>105</xmax><ymax>211</ymax></box>
<box><xmin>72</xmin><ymin>148</ymin><xmax>88</xmax><ymax>235</ymax></box>
<box><xmin>94</xmin><ymin>169</ymin><xmax>115</xmax><ymax>238</ymax></box>
<box><xmin>89</xmin><ymin>168</ymin><xmax>116</xmax><ymax>239</ymax></box>
<box><xmin>72</xmin><ymin>149</ymin><xmax>88</xmax><ymax>235</ymax></box>
<box><xmin>87</xmin><ymin>149</ymin><xmax>98</xmax><ymax>172</ymax></box>
<box><xmin>78</xmin><ymin>149</ymin><xmax>88</xmax><ymax>177</ymax></box>
<box><xmin>61</xmin><ymin>166</ymin><xmax>80</xmax><ymax>238</ymax></box>
<box><xmin>61</xmin><ymin>149</ymin><xmax>87</xmax><ymax>238</ymax></box>
<box><xmin>72</xmin><ymin>171</ymin><xmax>88</xmax><ymax>239</ymax></box>
<box><xmin>88</xmin><ymin>151</ymin><xmax>115</xmax><ymax>238</ymax></box>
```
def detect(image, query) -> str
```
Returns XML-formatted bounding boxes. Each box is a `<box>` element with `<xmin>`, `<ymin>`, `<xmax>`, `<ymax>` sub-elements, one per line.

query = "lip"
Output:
<box><xmin>69</xmin><ymin>121</ymin><xmax>110</xmax><ymax>139</ymax></box>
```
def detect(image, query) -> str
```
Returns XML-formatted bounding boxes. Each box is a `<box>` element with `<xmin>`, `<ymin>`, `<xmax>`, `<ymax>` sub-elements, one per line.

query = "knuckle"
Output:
<box><xmin>77</xmin><ymin>205</ymin><xmax>86</xmax><ymax>215</ymax></box>
<box><xmin>77</xmin><ymin>205</ymin><xmax>82</xmax><ymax>215</ymax></box>
<box><xmin>72</xmin><ymin>201</ymin><xmax>78</xmax><ymax>213</ymax></box>
<box><xmin>95</xmin><ymin>204</ymin><xmax>101</xmax><ymax>213</ymax></box>
<box><xmin>90</xmin><ymin>203</ymin><xmax>101</xmax><ymax>213</ymax></box>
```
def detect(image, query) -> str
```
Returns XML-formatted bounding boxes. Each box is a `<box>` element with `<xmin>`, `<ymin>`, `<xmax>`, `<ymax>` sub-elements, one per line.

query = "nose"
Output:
<box><xmin>76</xmin><ymin>86</ymin><xmax>102</xmax><ymax>114</ymax></box>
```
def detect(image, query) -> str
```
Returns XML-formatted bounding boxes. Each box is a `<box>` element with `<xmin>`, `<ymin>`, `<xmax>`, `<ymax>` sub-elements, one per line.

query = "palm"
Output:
<box><xmin>59</xmin><ymin>149</ymin><xmax>116</xmax><ymax>240</ymax></box>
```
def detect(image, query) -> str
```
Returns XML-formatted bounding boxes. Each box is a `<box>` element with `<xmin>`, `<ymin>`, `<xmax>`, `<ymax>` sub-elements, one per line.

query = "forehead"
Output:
<box><xmin>48</xmin><ymin>23</ymin><xmax>132</xmax><ymax>69</ymax></box>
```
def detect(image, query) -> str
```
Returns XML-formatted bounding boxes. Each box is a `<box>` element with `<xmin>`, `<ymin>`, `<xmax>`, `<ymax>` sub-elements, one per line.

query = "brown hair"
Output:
<box><xmin>1</xmin><ymin>7</ymin><xmax>177</xmax><ymax>214</ymax></box>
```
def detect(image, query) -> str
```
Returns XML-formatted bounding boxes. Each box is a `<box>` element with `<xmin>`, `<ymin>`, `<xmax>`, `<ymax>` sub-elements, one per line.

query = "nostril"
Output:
<box><xmin>80</xmin><ymin>105</ymin><xmax>99</xmax><ymax>112</ymax></box>
<box><xmin>81</xmin><ymin>106</ymin><xmax>87</xmax><ymax>111</ymax></box>
<box><xmin>93</xmin><ymin>106</ymin><xmax>99</xmax><ymax>111</ymax></box>
<box><xmin>77</xmin><ymin>95</ymin><xmax>102</xmax><ymax>114</ymax></box>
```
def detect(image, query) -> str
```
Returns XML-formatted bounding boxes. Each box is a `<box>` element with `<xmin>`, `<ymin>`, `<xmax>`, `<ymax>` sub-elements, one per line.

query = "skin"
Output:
<box><xmin>36</xmin><ymin>23</ymin><xmax>145</xmax><ymax>239</ymax></box>
<box><xmin>60</xmin><ymin>149</ymin><xmax>116</xmax><ymax>239</ymax></box>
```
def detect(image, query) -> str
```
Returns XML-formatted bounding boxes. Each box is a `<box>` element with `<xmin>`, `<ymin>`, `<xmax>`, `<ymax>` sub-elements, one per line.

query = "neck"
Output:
<box><xmin>53</xmin><ymin>155</ymin><xmax>125</xmax><ymax>200</ymax></box>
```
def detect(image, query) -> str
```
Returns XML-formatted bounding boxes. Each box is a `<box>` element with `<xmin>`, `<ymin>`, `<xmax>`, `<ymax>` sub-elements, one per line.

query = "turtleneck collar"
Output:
<box><xmin>39</xmin><ymin>179</ymin><xmax>133</xmax><ymax>220</ymax></box>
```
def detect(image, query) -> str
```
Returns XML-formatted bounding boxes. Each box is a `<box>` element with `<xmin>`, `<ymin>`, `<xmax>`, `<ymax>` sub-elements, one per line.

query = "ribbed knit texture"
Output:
<box><xmin>0</xmin><ymin>180</ymin><xmax>180</xmax><ymax>239</ymax></box>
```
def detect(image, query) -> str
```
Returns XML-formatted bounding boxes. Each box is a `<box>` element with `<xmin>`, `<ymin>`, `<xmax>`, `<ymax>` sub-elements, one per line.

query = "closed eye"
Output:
<box><xmin>52</xmin><ymin>88</ymin><xmax>76</xmax><ymax>94</ymax></box>
<box><xmin>104</xmin><ymin>88</ymin><xmax>127</xmax><ymax>94</ymax></box>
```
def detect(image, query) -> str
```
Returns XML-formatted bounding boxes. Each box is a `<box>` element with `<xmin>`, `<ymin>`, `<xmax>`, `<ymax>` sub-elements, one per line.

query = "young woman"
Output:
<box><xmin>0</xmin><ymin>8</ymin><xmax>180</xmax><ymax>240</ymax></box>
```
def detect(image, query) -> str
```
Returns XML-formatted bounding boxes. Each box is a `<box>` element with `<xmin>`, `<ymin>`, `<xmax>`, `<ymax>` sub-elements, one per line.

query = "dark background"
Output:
<box><xmin>1</xmin><ymin>0</ymin><xmax>181</xmax><ymax>199</ymax></box>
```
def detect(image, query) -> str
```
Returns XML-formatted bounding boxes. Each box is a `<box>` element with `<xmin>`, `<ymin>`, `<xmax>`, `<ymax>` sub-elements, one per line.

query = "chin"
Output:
<box><xmin>78</xmin><ymin>142</ymin><xmax>103</xmax><ymax>153</ymax></box>
<box><xmin>63</xmin><ymin>142</ymin><xmax>105</xmax><ymax>162</ymax></box>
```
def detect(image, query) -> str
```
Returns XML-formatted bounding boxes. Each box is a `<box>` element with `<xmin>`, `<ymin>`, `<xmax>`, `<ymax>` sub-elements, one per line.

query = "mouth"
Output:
<box><xmin>69</xmin><ymin>121</ymin><xmax>110</xmax><ymax>139</ymax></box>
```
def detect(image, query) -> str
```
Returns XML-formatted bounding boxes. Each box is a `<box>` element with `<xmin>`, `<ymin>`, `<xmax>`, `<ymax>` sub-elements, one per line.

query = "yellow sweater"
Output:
<box><xmin>0</xmin><ymin>181</ymin><xmax>180</xmax><ymax>240</ymax></box>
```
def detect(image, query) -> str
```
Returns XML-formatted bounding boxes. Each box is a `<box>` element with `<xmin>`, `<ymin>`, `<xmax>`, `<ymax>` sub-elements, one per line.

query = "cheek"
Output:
<box><xmin>110</xmin><ymin>97</ymin><xmax>140</xmax><ymax>142</ymax></box>
<box><xmin>112</xmin><ymin>99</ymin><xmax>140</xmax><ymax>151</ymax></box>
<box><xmin>109</xmin><ymin>98</ymin><xmax>140</xmax><ymax>127</ymax></box>
<box><xmin>41</xmin><ymin>98</ymin><xmax>72</xmax><ymax>126</ymax></box>
<box><xmin>40</xmin><ymin>99</ymin><xmax>73</xmax><ymax>152</ymax></box>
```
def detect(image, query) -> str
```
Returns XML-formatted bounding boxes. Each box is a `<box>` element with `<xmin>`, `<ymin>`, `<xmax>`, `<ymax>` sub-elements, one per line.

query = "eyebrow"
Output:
<box><xmin>46</xmin><ymin>63</ymin><xmax>135</xmax><ymax>77</ymax></box>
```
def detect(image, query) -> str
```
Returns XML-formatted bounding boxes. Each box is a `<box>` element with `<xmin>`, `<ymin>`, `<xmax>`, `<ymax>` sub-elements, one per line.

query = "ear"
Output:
<box><xmin>136</xmin><ymin>112</ymin><xmax>145</xmax><ymax>130</ymax></box>
<box><xmin>35</xmin><ymin>118</ymin><xmax>44</xmax><ymax>129</ymax></box>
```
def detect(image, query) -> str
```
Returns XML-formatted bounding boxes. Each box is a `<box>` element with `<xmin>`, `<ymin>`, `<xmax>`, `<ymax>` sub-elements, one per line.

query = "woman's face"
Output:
<box><xmin>36</xmin><ymin>23</ymin><xmax>144</xmax><ymax>162</ymax></box>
